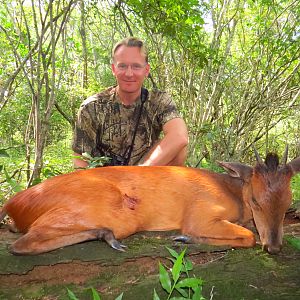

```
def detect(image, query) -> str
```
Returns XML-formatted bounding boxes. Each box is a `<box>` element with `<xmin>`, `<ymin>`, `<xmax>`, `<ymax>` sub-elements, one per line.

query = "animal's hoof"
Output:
<box><xmin>8</xmin><ymin>223</ymin><xmax>19</xmax><ymax>233</ymax></box>
<box><xmin>173</xmin><ymin>235</ymin><xmax>192</xmax><ymax>243</ymax></box>
<box><xmin>8</xmin><ymin>245</ymin><xmax>23</xmax><ymax>256</ymax></box>
<box><xmin>110</xmin><ymin>240</ymin><xmax>127</xmax><ymax>252</ymax></box>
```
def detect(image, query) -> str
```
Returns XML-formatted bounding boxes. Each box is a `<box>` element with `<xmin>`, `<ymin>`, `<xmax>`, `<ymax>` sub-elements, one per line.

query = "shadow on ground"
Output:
<box><xmin>0</xmin><ymin>209</ymin><xmax>300</xmax><ymax>300</ymax></box>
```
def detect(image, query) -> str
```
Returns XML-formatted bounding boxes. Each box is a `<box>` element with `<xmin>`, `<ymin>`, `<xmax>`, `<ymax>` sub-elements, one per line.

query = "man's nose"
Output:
<box><xmin>125</xmin><ymin>66</ymin><xmax>134</xmax><ymax>76</ymax></box>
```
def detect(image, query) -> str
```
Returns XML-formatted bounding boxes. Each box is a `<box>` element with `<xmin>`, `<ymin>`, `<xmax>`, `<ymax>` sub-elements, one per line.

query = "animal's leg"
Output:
<box><xmin>10</xmin><ymin>227</ymin><xmax>126</xmax><ymax>255</ymax></box>
<box><xmin>181</xmin><ymin>220</ymin><xmax>256</xmax><ymax>248</ymax></box>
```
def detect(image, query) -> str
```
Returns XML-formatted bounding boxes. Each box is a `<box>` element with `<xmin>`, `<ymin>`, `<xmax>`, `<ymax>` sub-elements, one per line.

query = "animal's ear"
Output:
<box><xmin>287</xmin><ymin>157</ymin><xmax>300</xmax><ymax>175</ymax></box>
<box><xmin>218</xmin><ymin>161</ymin><xmax>253</xmax><ymax>181</ymax></box>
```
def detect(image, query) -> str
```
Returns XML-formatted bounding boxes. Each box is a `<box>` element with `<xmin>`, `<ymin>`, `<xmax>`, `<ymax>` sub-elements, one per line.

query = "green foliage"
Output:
<box><xmin>156</xmin><ymin>247</ymin><xmax>206</xmax><ymax>299</ymax></box>
<box><xmin>291</xmin><ymin>174</ymin><xmax>300</xmax><ymax>203</ymax></box>
<box><xmin>0</xmin><ymin>148</ymin><xmax>25</xmax><ymax>202</ymax></box>
<box><xmin>126</xmin><ymin>0</ymin><xmax>209</xmax><ymax>64</ymax></box>
<box><xmin>2</xmin><ymin>167</ymin><xmax>22</xmax><ymax>193</ymax></box>
<box><xmin>0</xmin><ymin>149</ymin><xmax>9</xmax><ymax>158</ymax></box>
<box><xmin>285</xmin><ymin>236</ymin><xmax>300</xmax><ymax>251</ymax></box>
<box><xmin>75</xmin><ymin>152</ymin><xmax>111</xmax><ymax>168</ymax></box>
<box><xmin>43</xmin><ymin>140</ymin><xmax>73</xmax><ymax>176</ymax></box>
<box><xmin>0</xmin><ymin>140</ymin><xmax>73</xmax><ymax>202</ymax></box>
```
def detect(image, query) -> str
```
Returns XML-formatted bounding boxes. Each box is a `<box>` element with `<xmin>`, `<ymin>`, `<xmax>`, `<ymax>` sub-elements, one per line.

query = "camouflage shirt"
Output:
<box><xmin>72</xmin><ymin>86</ymin><xmax>181</xmax><ymax>165</ymax></box>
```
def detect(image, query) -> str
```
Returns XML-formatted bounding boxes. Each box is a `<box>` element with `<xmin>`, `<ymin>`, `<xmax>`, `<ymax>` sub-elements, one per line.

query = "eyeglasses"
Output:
<box><xmin>114</xmin><ymin>63</ymin><xmax>147</xmax><ymax>72</ymax></box>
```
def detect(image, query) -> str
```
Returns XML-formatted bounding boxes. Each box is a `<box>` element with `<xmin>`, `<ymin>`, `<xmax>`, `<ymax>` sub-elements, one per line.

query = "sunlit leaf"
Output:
<box><xmin>91</xmin><ymin>287</ymin><xmax>101</xmax><ymax>300</ymax></box>
<box><xmin>67</xmin><ymin>288</ymin><xmax>79</xmax><ymax>300</ymax></box>
<box><xmin>175</xmin><ymin>278</ymin><xmax>203</xmax><ymax>288</ymax></box>
<box><xmin>172</xmin><ymin>248</ymin><xmax>186</xmax><ymax>282</ymax></box>
<box><xmin>159</xmin><ymin>262</ymin><xmax>172</xmax><ymax>293</ymax></box>
<box><xmin>174</xmin><ymin>286</ymin><xmax>188</xmax><ymax>297</ymax></box>
<box><xmin>192</xmin><ymin>286</ymin><xmax>206</xmax><ymax>300</ymax></box>
<box><xmin>183</xmin><ymin>258</ymin><xmax>193</xmax><ymax>272</ymax></box>
<box><xmin>166</xmin><ymin>246</ymin><xmax>179</xmax><ymax>259</ymax></box>
<box><xmin>153</xmin><ymin>288</ymin><xmax>161</xmax><ymax>300</ymax></box>
<box><xmin>115</xmin><ymin>292</ymin><xmax>124</xmax><ymax>300</ymax></box>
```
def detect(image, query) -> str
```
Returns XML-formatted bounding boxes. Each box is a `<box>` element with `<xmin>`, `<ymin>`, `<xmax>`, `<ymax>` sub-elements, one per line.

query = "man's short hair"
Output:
<box><xmin>112</xmin><ymin>37</ymin><xmax>148</xmax><ymax>63</ymax></box>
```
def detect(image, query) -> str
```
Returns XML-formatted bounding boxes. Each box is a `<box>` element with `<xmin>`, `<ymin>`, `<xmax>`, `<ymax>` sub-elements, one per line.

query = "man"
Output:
<box><xmin>72</xmin><ymin>37</ymin><xmax>188</xmax><ymax>168</ymax></box>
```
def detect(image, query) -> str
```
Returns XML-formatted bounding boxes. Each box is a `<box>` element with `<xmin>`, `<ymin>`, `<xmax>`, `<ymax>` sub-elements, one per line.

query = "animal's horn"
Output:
<box><xmin>282</xmin><ymin>145</ymin><xmax>288</xmax><ymax>165</ymax></box>
<box><xmin>252</xmin><ymin>145</ymin><xmax>264</xmax><ymax>164</ymax></box>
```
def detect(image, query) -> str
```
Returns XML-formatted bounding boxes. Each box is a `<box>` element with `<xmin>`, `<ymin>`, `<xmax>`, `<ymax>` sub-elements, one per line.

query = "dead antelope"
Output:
<box><xmin>1</xmin><ymin>149</ymin><xmax>299</xmax><ymax>255</ymax></box>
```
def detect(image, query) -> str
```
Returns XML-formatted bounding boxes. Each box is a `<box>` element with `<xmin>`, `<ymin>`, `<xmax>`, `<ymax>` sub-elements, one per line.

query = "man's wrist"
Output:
<box><xmin>139</xmin><ymin>159</ymin><xmax>153</xmax><ymax>166</ymax></box>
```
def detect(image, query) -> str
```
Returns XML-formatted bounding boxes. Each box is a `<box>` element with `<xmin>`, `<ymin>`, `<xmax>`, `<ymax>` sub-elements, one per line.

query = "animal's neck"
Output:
<box><xmin>240</xmin><ymin>182</ymin><xmax>254</xmax><ymax>223</ymax></box>
<box><xmin>219</xmin><ymin>174</ymin><xmax>253</xmax><ymax>223</ymax></box>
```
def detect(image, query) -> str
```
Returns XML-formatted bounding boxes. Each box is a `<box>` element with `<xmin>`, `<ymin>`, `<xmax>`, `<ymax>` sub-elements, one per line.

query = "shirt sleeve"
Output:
<box><xmin>72</xmin><ymin>103</ymin><xmax>97</xmax><ymax>155</ymax></box>
<box><xmin>154</xmin><ymin>91</ymin><xmax>181</xmax><ymax>127</ymax></box>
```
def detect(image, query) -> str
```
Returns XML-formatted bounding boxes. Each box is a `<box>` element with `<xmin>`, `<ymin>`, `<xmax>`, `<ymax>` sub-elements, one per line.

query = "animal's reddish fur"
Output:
<box><xmin>1</xmin><ymin>154</ymin><xmax>300</xmax><ymax>255</ymax></box>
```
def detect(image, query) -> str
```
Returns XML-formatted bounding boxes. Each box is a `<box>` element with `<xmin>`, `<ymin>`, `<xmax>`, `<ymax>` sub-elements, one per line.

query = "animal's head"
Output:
<box><xmin>219</xmin><ymin>147</ymin><xmax>300</xmax><ymax>254</ymax></box>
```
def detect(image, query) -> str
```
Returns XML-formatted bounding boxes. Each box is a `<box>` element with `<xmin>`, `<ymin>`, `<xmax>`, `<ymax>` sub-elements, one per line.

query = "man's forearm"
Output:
<box><xmin>141</xmin><ymin>134</ymin><xmax>188</xmax><ymax>166</ymax></box>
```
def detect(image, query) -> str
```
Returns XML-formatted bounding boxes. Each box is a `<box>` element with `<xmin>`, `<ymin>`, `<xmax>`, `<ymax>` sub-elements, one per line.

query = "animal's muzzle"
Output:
<box><xmin>262</xmin><ymin>243</ymin><xmax>282</xmax><ymax>254</ymax></box>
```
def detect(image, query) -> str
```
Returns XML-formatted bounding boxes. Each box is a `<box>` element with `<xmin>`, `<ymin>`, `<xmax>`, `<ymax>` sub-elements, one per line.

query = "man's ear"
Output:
<box><xmin>111</xmin><ymin>64</ymin><xmax>117</xmax><ymax>76</ymax></box>
<box><xmin>145</xmin><ymin>63</ymin><xmax>150</xmax><ymax>77</ymax></box>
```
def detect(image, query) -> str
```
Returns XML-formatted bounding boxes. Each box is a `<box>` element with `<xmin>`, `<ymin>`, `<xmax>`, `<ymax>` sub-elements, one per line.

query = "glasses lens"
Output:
<box><xmin>116</xmin><ymin>63</ymin><xmax>145</xmax><ymax>72</ymax></box>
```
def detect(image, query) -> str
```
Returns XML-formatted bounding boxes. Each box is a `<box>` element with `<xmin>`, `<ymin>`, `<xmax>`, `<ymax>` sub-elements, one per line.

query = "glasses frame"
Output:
<box><xmin>114</xmin><ymin>63</ymin><xmax>147</xmax><ymax>72</ymax></box>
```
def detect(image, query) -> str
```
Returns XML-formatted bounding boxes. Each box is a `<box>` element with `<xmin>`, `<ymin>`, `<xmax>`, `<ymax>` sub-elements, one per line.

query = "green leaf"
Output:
<box><xmin>285</xmin><ymin>236</ymin><xmax>300</xmax><ymax>251</ymax></box>
<box><xmin>67</xmin><ymin>288</ymin><xmax>79</xmax><ymax>300</ymax></box>
<box><xmin>176</xmin><ymin>278</ymin><xmax>203</xmax><ymax>288</ymax></box>
<box><xmin>169</xmin><ymin>257</ymin><xmax>176</xmax><ymax>264</ymax></box>
<box><xmin>174</xmin><ymin>286</ymin><xmax>188</xmax><ymax>297</ymax></box>
<box><xmin>153</xmin><ymin>288</ymin><xmax>161</xmax><ymax>300</ymax></box>
<box><xmin>115</xmin><ymin>292</ymin><xmax>124</xmax><ymax>300</ymax></box>
<box><xmin>192</xmin><ymin>286</ymin><xmax>205</xmax><ymax>300</ymax></box>
<box><xmin>182</xmin><ymin>258</ymin><xmax>193</xmax><ymax>273</ymax></box>
<box><xmin>3</xmin><ymin>168</ymin><xmax>22</xmax><ymax>192</ymax></box>
<box><xmin>159</xmin><ymin>262</ymin><xmax>172</xmax><ymax>293</ymax></box>
<box><xmin>192</xmin><ymin>284</ymin><xmax>203</xmax><ymax>293</ymax></box>
<box><xmin>91</xmin><ymin>287</ymin><xmax>101</xmax><ymax>300</ymax></box>
<box><xmin>172</xmin><ymin>248</ymin><xmax>186</xmax><ymax>282</ymax></box>
<box><xmin>0</xmin><ymin>149</ymin><xmax>9</xmax><ymax>157</ymax></box>
<box><xmin>166</xmin><ymin>246</ymin><xmax>179</xmax><ymax>259</ymax></box>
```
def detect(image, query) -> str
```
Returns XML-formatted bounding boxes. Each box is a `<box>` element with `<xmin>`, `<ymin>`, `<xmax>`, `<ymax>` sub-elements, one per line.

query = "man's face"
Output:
<box><xmin>112</xmin><ymin>46</ymin><xmax>150</xmax><ymax>95</ymax></box>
